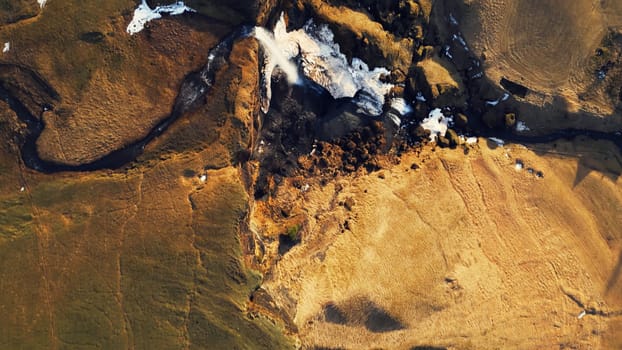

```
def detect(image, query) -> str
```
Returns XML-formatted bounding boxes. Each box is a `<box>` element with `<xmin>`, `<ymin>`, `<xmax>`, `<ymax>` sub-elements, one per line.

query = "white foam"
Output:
<box><xmin>386</xmin><ymin>112</ymin><xmax>401</xmax><ymax>127</ymax></box>
<box><xmin>462</xmin><ymin>136</ymin><xmax>477</xmax><ymax>144</ymax></box>
<box><xmin>444</xmin><ymin>45</ymin><xmax>453</xmax><ymax>59</ymax></box>
<box><xmin>449</xmin><ymin>13</ymin><xmax>459</xmax><ymax>25</ymax></box>
<box><xmin>488</xmin><ymin>137</ymin><xmax>505</xmax><ymax>146</ymax></box>
<box><xmin>390</xmin><ymin>98</ymin><xmax>413</xmax><ymax>115</ymax></box>
<box><xmin>516</xmin><ymin>120</ymin><xmax>530</xmax><ymax>132</ymax></box>
<box><xmin>2</xmin><ymin>42</ymin><xmax>9</xmax><ymax>53</ymax></box>
<box><xmin>452</xmin><ymin>34</ymin><xmax>466</xmax><ymax>47</ymax></box>
<box><xmin>257</xmin><ymin>13</ymin><xmax>394</xmax><ymax>115</ymax></box>
<box><xmin>471</xmin><ymin>72</ymin><xmax>483</xmax><ymax>79</ymax></box>
<box><xmin>415</xmin><ymin>92</ymin><xmax>426</xmax><ymax>102</ymax></box>
<box><xmin>421</xmin><ymin>108</ymin><xmax>452</xmax><ymax>141</ymax></box>
<box><xmin>38</xmin><ymin>0</ymin><xmax>47</xmax><ymax>8</ymax></box>
<box><xmin>126</xmin><ymin>1</ymin><xmax>195</xmax><ymax>35</ymax></box>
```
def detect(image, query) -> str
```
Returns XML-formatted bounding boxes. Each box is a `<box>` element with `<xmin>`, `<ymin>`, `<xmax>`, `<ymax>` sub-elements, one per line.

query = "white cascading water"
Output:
<box><xmin>253</xmin><ymin>28</ymin><xmax>301</xmax><ymax>85</ymax></box>
<box><xmin>253</xmin><ymin>26</ymin><xmax>302</xmax><ymax>112</ymax></box>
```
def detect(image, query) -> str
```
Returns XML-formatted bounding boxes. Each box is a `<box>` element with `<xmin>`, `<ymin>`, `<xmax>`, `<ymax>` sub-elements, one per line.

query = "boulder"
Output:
<box><xmin>446</xmin><ymin>128</ymin><xmax>461</xmax><ymax>146</ymax></box>
<box><xmin>437</xmin><ymin>135</ymin><xmax>450</xmax><ymax>148</ymax></box>
<box><xmin>504</xmin><ymin>113</ymin><xmax>517</xmax><ymax>128</ymax></box>
<box><xmin>415</xmin><ymin>57</ymin><xmax>466</xmax><ymax>107</ymax></box>
<box><xmin>455</xmin><ymin>113</ymin><xmax>469</xmax><ymax>128</ymax></box>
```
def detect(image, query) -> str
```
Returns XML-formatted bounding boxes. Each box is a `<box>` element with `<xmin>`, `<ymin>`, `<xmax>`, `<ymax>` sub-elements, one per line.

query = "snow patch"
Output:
<box><xmin>452</xmin><ymin>34</ymin><xmax>467</xmax><ymax>47</ymax></box>
<box><xmin>461</xmin><ymin>136</ymin><xmax>478</xmax><ymax>144</ymax></box>
<box><xmin>2</xmin><ymin>42</ymin><xmax>9</xmax><ymax>53</ymax></box>
<box><xmin>488</xmin><ymin>137</ymin><xmax>505</xmax><ymax>146</ymax></box>
<box><xmin>257</xmin><ymin>14</ymin><xmax>394</xmax><ymax>115</ymax></box>
<box><xmin>421</xmin><ymin>108</ymin><xmax>452</xmax><ymax>141</ymax></box>
<box><xmin>516</xmin><ymin>120</ymin><xmax>530</xmax><ymax>132</ymax></box>
<box><xmin>486</xmin><ymin>93</ymin><xmax>510</xmax><ymax>106</ymax></box>
<box><xmin>127</xmin><ymin>0</ymin><xmax>195</xmax><ymax>35</ymax></box>
<box><xmin>444</xmin><ymin>45</ymin><xmax>453</xmax><ymax>59</ymax></box>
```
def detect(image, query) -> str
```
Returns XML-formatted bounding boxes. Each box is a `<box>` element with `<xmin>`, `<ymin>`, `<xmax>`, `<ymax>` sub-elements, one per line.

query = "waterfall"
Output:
<box><xmin>253</xmin><ymin>27</ymin><xmax>301</xmax><ymax>85</ymax></box>
<box><xmin>253</xmin><ymin>26</ymin><xmax>302</xmax><ymax>113</ymax></box>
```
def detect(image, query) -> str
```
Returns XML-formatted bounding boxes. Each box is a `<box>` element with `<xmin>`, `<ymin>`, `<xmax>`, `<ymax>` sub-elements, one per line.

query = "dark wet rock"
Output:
<box><xmin>335</xmin><ymin>121</ymin><xmax>386</xmax><ymax>173</ymax></box>
<box><xmin>455</xmin><ymin>113</ymin><xmax>469</xmax><ymax>128</ymax></box>
<box><xmin>405</xmin><ymin>125</ymin><xmax>430</xmax><ymax>143</ymax></box>
<box><xmin>446</xmin><ymin>128</ymin><xmax>461</xmax><ymax>147</ymax></box>
<box><xmin>482</xmin><ymin>109</ymin><xmax>503</xmax><ymax>129</ymax></box>
<box><xmin>437</xmin><ymin>135</ymin><xmax>450</xmax><ymax>148</ymax></box>
<box><xmin>316</xmin><ymin>99</ymin><xmax>373</xmax><ymax>142</ymax></box>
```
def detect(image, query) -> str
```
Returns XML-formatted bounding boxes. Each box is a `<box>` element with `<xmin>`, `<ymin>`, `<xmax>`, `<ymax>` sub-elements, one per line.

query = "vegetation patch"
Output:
<box><xmin>0</xmin><ymin>197</ymin><xmax>33</xmax><ymax>242</ymax></box>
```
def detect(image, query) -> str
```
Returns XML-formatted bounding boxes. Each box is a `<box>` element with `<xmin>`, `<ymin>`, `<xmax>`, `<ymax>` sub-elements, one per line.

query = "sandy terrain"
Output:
<box><xmin>255</xmin><ymin>140</ymin><xmax>622</xmax><ymax>349</ymax></box>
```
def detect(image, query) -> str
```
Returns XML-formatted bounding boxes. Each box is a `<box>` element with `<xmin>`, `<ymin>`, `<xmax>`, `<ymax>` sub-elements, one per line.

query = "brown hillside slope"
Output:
<box><xmin>256</xmin><ymin>139</ymin><xmax>622</xmax><ymax>349</ymax></box>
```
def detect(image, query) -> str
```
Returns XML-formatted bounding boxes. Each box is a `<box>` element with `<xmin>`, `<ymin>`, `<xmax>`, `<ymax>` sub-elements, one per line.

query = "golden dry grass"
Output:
<box><xmin>451</xmin><ymin>0</ymin><xmax>622</xmax><ymax>128</ymax></box>
<box><xmin>257</xmin><ymin>140</ymin><xmax>622</xmax><ymax>349</ymax></box>
<box><xmin>0</xmin><ymin>0</ymin><xmax>231</xmax><ymax>165</ymax></box>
